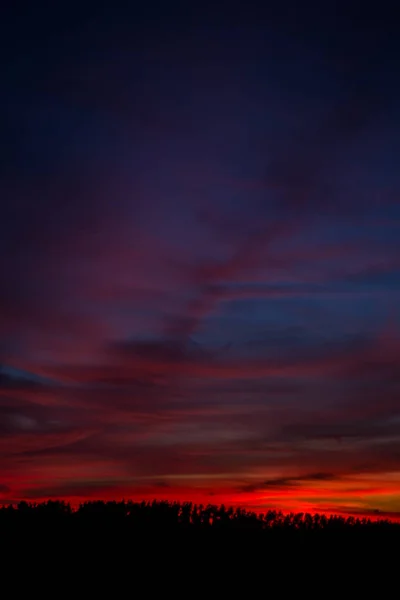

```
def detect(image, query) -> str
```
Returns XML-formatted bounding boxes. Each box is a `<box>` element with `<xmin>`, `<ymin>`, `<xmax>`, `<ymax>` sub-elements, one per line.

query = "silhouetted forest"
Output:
<box><xmin>2</xmin><ymin>499</ymin><xmax>398</xmax><ymax>588</ymax></box>
<box><xmin>2</xmin><ymin>499</ymin><xmax>399</xmax><ymax>536</ymax></box>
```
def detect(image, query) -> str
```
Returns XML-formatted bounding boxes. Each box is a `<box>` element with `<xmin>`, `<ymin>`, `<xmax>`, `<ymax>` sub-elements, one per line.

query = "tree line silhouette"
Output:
<box><xmin>2</xmin><ymin>499</ymin><xmax>398</xmax><ymax>585</ymax></box>
<box><xmin>1</xmin><ymin>499</ymin><xmax>399</xmax><ymax>535</ymax></box>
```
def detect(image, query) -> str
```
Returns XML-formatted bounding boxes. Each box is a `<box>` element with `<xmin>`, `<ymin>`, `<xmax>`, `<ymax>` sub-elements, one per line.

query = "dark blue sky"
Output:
<box><xmin>1</xmin><ymin>1</ymin><xmax>400</xmax><ymax>516</ymax></box>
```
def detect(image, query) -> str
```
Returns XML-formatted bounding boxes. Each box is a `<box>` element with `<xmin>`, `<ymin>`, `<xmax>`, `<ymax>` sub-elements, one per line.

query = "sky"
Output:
<box><xmin>1</xmin><ymin>1</ymin><xmax>400</xmax><ymax>519</ymax></box>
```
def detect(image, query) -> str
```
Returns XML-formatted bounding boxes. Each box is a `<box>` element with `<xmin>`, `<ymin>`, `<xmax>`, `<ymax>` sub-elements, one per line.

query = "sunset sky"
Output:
<box><xmin>1</xmin><ymin>1</ymin><xmax>400</xmax><ymax>519</ymax></box>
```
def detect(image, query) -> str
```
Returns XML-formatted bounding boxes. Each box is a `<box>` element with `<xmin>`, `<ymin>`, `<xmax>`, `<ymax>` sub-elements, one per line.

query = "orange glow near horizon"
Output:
<box><xmin>3</xmin><ymin>468</ymin><xmax>400</xmax><ymax>522</ymax></box>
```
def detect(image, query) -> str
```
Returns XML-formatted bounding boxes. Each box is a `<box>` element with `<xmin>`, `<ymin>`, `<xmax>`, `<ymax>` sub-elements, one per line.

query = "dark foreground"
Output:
<box><xmin>1</xmin><ymin>499</ymin><xmax>398</xmax><ymax>589</ymax></box>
